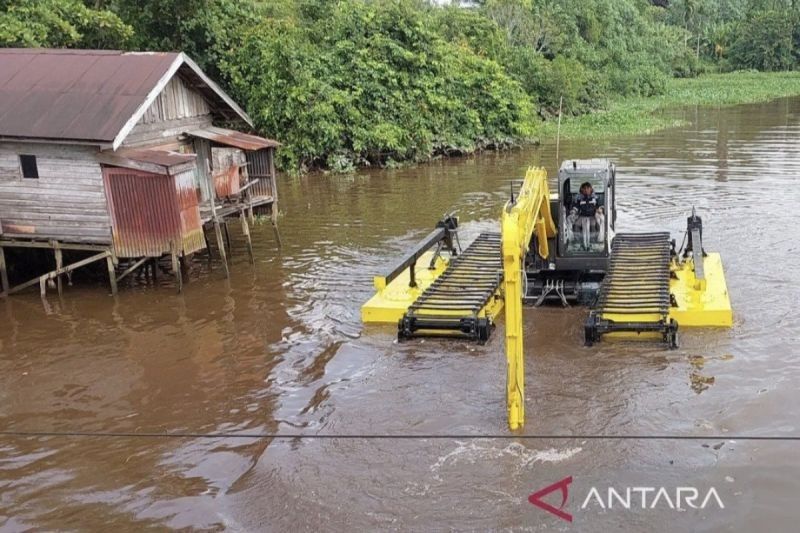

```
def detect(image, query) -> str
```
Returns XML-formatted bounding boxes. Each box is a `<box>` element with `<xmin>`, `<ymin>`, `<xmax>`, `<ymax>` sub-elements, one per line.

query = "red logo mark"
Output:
<box><xmin>529</xmin><ymin>476</ymin><xmax>573</xmax><ymax>522</ymax></box>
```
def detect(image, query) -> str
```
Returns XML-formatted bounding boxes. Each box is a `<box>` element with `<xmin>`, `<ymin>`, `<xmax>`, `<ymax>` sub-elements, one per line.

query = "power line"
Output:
<box><xmin>1</xmin><ymin>431</ymin><xmax>799</xmax><ymax>441</ymax></box>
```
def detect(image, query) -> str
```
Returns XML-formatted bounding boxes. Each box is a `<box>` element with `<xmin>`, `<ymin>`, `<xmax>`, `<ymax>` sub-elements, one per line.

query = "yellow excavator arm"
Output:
<box><xmin>501</xmin><ymin>167</ymin><xmax>557</xmax><ymax>430</ymax></box>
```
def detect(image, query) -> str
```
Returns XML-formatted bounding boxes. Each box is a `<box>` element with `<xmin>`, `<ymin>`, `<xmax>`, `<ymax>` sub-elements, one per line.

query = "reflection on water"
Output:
<box><xmin>2</xmin><ymin>98</ymin><xmax>800</xmax><ymax>530</ymax></box>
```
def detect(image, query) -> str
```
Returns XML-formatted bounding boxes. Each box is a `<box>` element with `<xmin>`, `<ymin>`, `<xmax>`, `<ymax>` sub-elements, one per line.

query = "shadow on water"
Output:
<box><xmin>2</xmin><ymin>98</ymin><xmax>800</xmax><ymax>529</ymax></box>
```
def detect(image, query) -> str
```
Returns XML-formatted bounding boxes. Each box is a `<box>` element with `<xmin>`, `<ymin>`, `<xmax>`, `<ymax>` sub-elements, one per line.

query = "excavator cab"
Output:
<box><xmin>557</xmin><ymin>159</ymin><xmax>615</xmax><ymax>262</ymax></box>
<box><xmin>526</xmin><ymin>159</ymin><xmax>616</xmax><ymax>305</ymax></box>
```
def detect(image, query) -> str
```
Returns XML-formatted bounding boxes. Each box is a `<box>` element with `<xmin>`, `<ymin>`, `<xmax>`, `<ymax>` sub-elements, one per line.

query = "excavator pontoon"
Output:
<box><xmin>361</xmin><ymin>160</ymin><xmax>733</xmax><ymax>429</ymax></box>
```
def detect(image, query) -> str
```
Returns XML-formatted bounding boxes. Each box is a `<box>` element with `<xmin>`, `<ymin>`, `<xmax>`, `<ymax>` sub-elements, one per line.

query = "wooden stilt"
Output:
<box><xmin>245</xmin><ymin>181</ymin><xmax>256</xmax><ymax>224</ymax></box>
<box><xmin>214</xmin><ymin>220</ymin><xmax>230</xmax><ymax>278</ymax></box>
<box><xmin>208</xmin><ymin>193</ymin><xmax>229</xmax><ymax>277</ymax></box>
<box><xmin>8</xmin><ymin>250</ymin><xmax>110</xmax><ymax>296</ymax></box>
<box><xmin>116</xmin><ymin>256</ymin><xmax>149</xmax><ymax>284</ymax></box>
<box><xmin>171</xmin><ymin>244</ymin><xmax>183</xmax><ymax>293</ymax></box>
<box><xmin>271</xmin><ymin>208</ymin><xmax>283</xmax><ymax>248</ymax></box>
<box><xmin>0</xmin><ymin>246</ymin><xmax>9</xmax><ymax>297</ymax></box>
<box><xmin>53</xmin><ymin>241</ymin><xmax>63</xmax><ymax>297</ymax></box>
<box><xmin>223</xmin><ymin>220</ymin><xmax>232</xmax><ymax>252</ymax></box>
<box><xmin>241</xmin><ymin>210</ymin><xmax>254</xmax><ymax>265</ymax></box>
<box><xmin>203</xmin><ymin>226</ymin><xmax>213</xmax><ymax>271</ymax></box>
<box><xmin>107</xmin><ymin>255</ymin><xmax>118</xmax><ymax>295</ymax></box>
<box><xmin>267</xmin><ymin>148</ymin><xmax>282</xmax><ymax>249</ymax></box>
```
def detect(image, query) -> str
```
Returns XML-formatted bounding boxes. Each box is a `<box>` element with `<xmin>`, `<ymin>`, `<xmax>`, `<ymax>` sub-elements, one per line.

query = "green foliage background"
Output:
<box><xmin>2</xmin><ymin>0</ymin><xmax>800</xmax><ymax>171</ymax></box>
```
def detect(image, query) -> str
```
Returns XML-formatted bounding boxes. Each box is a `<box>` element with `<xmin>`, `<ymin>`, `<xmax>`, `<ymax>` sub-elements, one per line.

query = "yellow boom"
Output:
<box><xmin>501</xmin><ymin>167</ymin><xmax>556</xmax><ymax>430</ymax></box>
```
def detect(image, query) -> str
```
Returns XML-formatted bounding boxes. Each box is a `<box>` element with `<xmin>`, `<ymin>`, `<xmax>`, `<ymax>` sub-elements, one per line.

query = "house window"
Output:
<box><xmin>19</xmin><ymin>155</ymin><xmax>39</xmax><ymax>179</ymax></box>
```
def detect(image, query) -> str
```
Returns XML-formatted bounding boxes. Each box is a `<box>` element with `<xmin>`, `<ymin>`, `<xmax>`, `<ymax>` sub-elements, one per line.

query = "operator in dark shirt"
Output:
<box><xmin>566</xmin><ymin>182</ymin><xmax>605</xmax><ymax>250</ymax></box>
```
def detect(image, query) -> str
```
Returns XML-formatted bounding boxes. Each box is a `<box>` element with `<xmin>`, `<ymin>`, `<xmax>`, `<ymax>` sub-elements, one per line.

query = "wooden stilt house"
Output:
<box><xmin>0</xmin><ymin>49</ymin><xmax>280</xmax><ymax>296</ymax></box>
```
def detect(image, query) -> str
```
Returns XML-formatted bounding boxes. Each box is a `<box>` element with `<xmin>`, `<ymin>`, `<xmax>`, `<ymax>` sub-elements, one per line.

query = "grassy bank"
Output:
<box><xmin>538</xmin><ymin>71</ymin><xmax>800</xmax><ymax>140</ymax></box>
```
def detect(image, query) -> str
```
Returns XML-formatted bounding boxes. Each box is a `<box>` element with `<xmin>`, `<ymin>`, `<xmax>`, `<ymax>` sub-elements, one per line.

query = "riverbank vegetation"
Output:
<box><xmin>540</xmin><ymin>70</ymin><xmax>800</xmax><ymax>139</ymax></box>
<box><xmin>3</xmin><ymin>0</ymin><xmax>800</xmax><ymax>171</ymax></box>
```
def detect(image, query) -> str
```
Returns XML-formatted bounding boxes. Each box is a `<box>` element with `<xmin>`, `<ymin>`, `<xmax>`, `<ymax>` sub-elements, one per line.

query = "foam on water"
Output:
<box><xmin>430</xmin><ymin>439</ymin><xmax>583</xmax><ymax>473</ymax></box>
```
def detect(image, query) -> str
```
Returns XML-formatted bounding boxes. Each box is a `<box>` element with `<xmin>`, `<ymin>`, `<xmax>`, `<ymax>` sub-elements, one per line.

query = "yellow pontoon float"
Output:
<box><xmin>362</xmin><ymin>160</ymin><xmax>733</xmax><ymax>429</ymax></box>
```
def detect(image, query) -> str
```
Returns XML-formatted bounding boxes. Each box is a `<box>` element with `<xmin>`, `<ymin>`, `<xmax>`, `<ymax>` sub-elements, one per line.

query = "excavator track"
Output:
<box><xmin>584</xmin><ymin>232</ymin><xmax>678</xmax><ymax>347</ymax></box>
<box><xmin>398</xmin><ymin>232</ymin><xmax>502</xmax><ymax>343</ymax></box>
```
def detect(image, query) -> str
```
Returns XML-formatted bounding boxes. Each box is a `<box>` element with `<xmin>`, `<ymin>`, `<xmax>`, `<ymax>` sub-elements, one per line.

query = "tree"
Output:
<box><xmin>0</xmin><ymin>0</ymin><xmax>132</xmax><ymax>48</ymax></box>
<box><xmin>224</xmin><ymin>0</ymin><xmax>533</xmax><ymax>170</ymax></box>
<box><xmin>110</xmin><ymin>0</ymin><xmax>264</xmax><ymax>77</ymax></box>
<box><xmin>727</xmin><ymin>9</ymin><xmax>795</xmax><ymax>70</ymax></box>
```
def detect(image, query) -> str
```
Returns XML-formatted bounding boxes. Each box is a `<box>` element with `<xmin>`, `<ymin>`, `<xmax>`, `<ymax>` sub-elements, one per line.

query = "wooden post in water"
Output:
<box><xmin>241</xmin><ymin>208</ymin><xmax>254</xmax><ymax>265</ymax></box>
<box><xmin>52</xmin><ymin>240</ymin><xmax>63</xmax><ymax>297</ymax></box>
<box><xmin>170</xmin><ymin>241</ymin><xmax>182</xmax><ymax>293</ymax></box>
<box><xmin>208</xmin><ymin>194</ymin><xmax>229</xmax><ymax>278</ymax></box>
<box><xmin>203</xmin><ymin>227</ymin><xmax>213</xmax><ymax>271</ymax></box>
<box><xmin>268</xmin><ymin>149</ymin><xmax>283</xmax><ymax>248</ymax></box>
<box><xmin>0</xmin><ymin>245</ymin><xmax>9</xmax><ymax>297</ymax></box>
<box><xmin>270</xmin><ymin>211</ymin><xmax>283</xmax><ymax>248</ymax></box>
<box><xmin>213</xmin><ymin>220</ymin><xmax>229</xmax><ymax>277</ymax></box>
<box><xmin>245</xmin><ymin>176</ymin><xmax>256</xmax><ymax>225</ymax></box>
<box><xmin>106</xmin><ymin>254</ymin><xmax>118</xmax><ymax>296</ymax></box>
<box><xmin>223</xmin><ymin>220</ymin><xmax>232</xmax><ymax>252</ymax></box>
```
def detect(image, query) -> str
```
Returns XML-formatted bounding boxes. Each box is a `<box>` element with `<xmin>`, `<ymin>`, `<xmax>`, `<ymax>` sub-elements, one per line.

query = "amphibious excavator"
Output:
<box><xmin>361</xmin><ymin>160</ymin><xmax>733</xmax><ymax>429</ymax></box>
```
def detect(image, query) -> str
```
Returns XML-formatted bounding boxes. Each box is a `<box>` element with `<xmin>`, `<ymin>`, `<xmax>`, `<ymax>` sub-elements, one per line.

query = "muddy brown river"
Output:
<box><xmin>2</xmin><ymin>98</ymin><xmax>800</xmax><ymax>531</ymax></box>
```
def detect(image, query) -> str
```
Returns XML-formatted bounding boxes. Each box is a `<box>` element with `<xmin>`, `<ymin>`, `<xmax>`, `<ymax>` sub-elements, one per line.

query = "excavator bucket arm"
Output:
<box><xmin>502</xmin><ymin>167</ymin><xmax>556</xmax><ymax>430</ymax></box>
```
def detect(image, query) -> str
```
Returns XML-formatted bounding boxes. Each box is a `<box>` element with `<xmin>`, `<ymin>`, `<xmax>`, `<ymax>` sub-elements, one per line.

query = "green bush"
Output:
<box><xmin>224</xmin><ymin>0</ymin><xmax>533</xmax><ymax>170</ymax></box>
<box><xmin>727</xmin><ymin>10</ymin><xmax>795</xmax><ymax>71</ymax></box>
<box><xmin>0</xmin><ymin>0</ymin><xmax>132</xmax><ymax>47</ymax></box>
<box><xmin>671</xmin><ymin>51</ymin><xmax>705</xmax><ymax>78</ymax></box>
<box><xmin>506</xmin><ymin>51</ymin><xmax>603</xmax><ymax>116</ymax></box>
<box><xmin>609</xmin><ymin>63</ymin><xmax>669</xmax><ymax>97</ymax></box>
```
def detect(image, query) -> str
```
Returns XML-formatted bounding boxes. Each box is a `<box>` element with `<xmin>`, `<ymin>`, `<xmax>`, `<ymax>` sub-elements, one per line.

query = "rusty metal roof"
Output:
<box><xmin>114</xmin><ymin>148</ymin><xmax>196</xmax><ymax>168</ymax></box>
<box><xmin>0</xmin><ymin>49</ymin><xmax>253</xmax><ymax>147</ymax></box>
<box><xmin>0</xmin><ymin>49</ymin><xmax>177</xmax><ymax>144</ymax></box>
<box><xmin>187</xmin><ymin>126</ymin><xmax>281</xmax><ymax>151</ymax></box>
<box><xmin>96</xmin><ymin>148</ymin><xmax>196</xmax><ymax>175</ymax></box>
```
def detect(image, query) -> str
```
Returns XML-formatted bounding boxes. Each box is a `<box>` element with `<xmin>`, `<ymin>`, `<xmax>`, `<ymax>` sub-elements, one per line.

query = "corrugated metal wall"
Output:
<box><xmin>173</xmin><ymin>168</ymin><xmax>205</xmax><ymax>255</ymax></box>
<box><xmin>102</xmin><ymin>167</ymin><xmax>205</xmax><ymax>258</ymax></box>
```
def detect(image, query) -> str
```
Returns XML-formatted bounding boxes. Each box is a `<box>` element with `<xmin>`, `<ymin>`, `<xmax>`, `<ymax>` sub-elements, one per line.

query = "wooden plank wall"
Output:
<box><xmin>194</xmin><ymin>137</ymin><xmax>213</xmax><ymax>203</ymax></box>
<box><xmin>0</xmin><ymin>143</ymin><xmax>112</xmax><ymax>244</ymax></box>
<box><xmin>139</xmin><ymin>75</ymin><xmax>211</xmax><ymax>124</ymax></box>
<box><xmin>124</xmin><ymin>75</ymin><xmax>214</xmax><ymax>148</ymax></box>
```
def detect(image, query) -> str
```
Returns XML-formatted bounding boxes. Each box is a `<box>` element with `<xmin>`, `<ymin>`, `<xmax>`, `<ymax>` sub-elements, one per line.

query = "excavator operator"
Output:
<box><xmin>567</xmin><ymin>182</ymin><xmax>605</xmax><ymax>250</ymax></box>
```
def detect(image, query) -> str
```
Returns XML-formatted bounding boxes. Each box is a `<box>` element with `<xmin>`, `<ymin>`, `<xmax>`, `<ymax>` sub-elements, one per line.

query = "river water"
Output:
<box><xmin>2</xmin><ymin>98</ymin><xmax>800</xmax><ymax>531</ymax></box>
